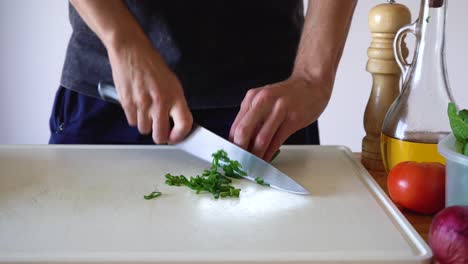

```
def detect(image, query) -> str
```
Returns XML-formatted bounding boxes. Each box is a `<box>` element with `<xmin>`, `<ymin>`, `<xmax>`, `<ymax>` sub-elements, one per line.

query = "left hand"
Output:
<box><xmin>229</xmin><ymin>76</ymin><xmax>332</xmax><ymax>162</ymax></box>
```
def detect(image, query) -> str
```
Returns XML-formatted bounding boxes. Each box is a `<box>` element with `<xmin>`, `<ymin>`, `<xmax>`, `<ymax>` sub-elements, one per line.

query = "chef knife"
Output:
<box><xmin>96</xmin><ymin>82</ymin><xmax>310</xmax><ymax>195</ymax></box>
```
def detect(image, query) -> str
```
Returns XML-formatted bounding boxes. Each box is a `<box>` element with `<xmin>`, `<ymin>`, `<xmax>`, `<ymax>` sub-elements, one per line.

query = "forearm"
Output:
<box><xmin>70</xmin><ymin>0</ymin><xmax>149</xmax><ymax>51</ymax></box>
<box><xmin>292</xmin><ymin>0</ymin><xmax>357</xmax><ymax>87</ymax></box>
<box><xmin>70</xmin><ymin>0</ymin><xmax>192</xmax><ymax>144</ymax></box>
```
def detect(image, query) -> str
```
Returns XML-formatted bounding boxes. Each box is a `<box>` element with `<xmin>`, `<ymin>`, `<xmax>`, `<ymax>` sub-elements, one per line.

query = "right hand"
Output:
<box><xmin>107</xmin><ymin>36</ymin><xmax>193</xmax><ymax>144</ymax></box>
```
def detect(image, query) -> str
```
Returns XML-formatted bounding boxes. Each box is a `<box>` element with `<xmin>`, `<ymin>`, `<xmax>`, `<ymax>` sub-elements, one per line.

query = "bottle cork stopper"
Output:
<box><xmin>430</xmin><ymin>0</ymin><xmax>444</xmax><ymax>8</ymax></box>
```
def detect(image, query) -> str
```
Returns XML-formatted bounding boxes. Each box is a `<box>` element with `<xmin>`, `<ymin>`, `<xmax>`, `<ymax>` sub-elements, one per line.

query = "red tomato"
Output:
<box><xmin>387</xmin><ymin>161</ymin><xmax>445</xmax><ymax>215</ymax></box>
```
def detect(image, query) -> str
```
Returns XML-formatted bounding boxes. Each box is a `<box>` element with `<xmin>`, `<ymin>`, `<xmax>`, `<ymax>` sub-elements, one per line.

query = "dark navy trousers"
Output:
<box><xmin>49</xmin><ymin>87</ymin><xmax>320</xmax><ymax>145</ymax></box>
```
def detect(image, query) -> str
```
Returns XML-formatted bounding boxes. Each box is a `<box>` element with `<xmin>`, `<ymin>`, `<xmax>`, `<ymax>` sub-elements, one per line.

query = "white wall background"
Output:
<box><xmin>0</xmin><ymin>0</ymin><xmax>467</xmax><ymax>151</ymax></box>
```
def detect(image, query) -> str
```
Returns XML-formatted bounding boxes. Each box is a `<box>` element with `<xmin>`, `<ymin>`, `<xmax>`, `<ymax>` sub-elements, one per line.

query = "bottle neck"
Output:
<box><xmin>416</xmin><ymin>0</ymin><xmax>447</xmax><ymax>64</ymax></box>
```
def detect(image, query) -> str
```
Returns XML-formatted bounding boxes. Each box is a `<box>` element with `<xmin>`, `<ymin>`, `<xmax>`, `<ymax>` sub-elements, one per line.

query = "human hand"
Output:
<box><xmin>229</xmin><ymin>77</ymin><xmax>332</xmax><ymax>161</ymax></box>
<box><xmin>107</xmin><ymin>37</ymin><xmax>192</xmax><ymax>144</ymax></box>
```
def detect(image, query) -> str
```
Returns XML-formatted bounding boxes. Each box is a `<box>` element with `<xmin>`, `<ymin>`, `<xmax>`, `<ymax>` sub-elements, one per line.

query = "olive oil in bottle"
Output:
<box><xmin>380</xmin><ymin>132</ymin><xmax>447</xmax><ymax>172</ymax></box>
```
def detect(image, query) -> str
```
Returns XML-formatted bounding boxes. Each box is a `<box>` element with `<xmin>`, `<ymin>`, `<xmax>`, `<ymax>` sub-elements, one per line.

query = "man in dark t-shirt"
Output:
<box><xmin>50</xmin><ymin>0</ymin><xmax>356</xmax><ymax>161</ymax></box>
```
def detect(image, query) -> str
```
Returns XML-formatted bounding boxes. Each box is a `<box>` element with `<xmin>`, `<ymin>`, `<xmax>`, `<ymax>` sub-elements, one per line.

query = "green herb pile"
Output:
<box><xmin>144</xmin><ymin>149</ymin><xmax>278</xmax><ymax>200</ymax></box>
<box><xmin>448</xmin><ymin>102</ymin><xmax>468</xmax><ymax>155</ymax></box>
<box><xmin>164</xmin><ymin>149</ymin><xmax>249</xmax><ymax>199</ymax></box>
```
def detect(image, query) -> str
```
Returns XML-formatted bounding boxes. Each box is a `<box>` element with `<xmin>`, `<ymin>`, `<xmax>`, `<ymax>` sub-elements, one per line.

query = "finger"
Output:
<box><xmin>151</xmin><ymin>106</ymin><xmax>170</xmax><ymax>144</ymax></box>
<box><xmin>263</xmin><ymin>122</ymin><xmax>296</xmax><ymax>162</ymax></box>
<box><xmin>168</xmin><ymin>102</ymin><xmax>193</xmax><ymax>144</ymax></box>
<box><xmin>229</xmin><ymin>89</ymin><xmax>259</xmax><ymax>141</ymax></box>
<box><xmin>118</xmin><ymin>86</ymin><xmax>137</xmax><ymax>127</ymax></box>
<box><xmin>137</xmin><ymin>106</ymin><xmax>152</xmax><ymax>135</ymax></box>
<box><xmin>233</xmin><ymin>106</ymin><xmax>267</xmax><ymax>150</ymax></box>
<box><xmin>250</xmin><ymin>105</ymin><xmax>287</xmax><ymax>159</ymax></box>
<box><xmin>123</xmin><ymin>102</ymin><xmax>137</xmax><ymax>127</ymax></box>
<box><xmin>229</xmin><ymin>108</ymin><xmax>248</xmax><ymax>142</ymax></box>
<box><xmin>134</xmin><ymin>89</ymin><xmax>153</xmax><ymax>134</ymax></box>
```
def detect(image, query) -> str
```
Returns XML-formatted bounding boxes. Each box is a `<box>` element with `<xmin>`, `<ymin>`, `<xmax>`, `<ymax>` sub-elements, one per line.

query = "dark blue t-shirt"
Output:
<box><xmin>60</xmin><ymin>0</ymin><xmax>304</xmax><ymax>109</ymax></box>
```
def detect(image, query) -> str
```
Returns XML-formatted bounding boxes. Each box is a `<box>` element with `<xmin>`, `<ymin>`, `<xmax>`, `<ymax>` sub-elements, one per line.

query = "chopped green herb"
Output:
<box><xmin>426</xmin><ymin>16</ymin><xmax>431</xmax><ymax>23</ymax></box>
<box><xmin>164</xmin><ymin>150</ymin><xmax>244</xmax><ymax>199</ymax></box>
<box><xmin>144</xmin><ymin>191</ymin><xmax>162</xmax><ymax>200</ymax></box>
<box><xmin>255</xmin><ymin>176</ymin><xmax>270</xmax><ymax>187</ymax></box>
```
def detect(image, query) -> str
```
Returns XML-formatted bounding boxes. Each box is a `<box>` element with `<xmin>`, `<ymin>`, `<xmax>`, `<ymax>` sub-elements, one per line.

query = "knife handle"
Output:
<box><xmin>98</xmin><ymin>82</ymin><xmax>121</xmax><ymax>105</ymax></box>
<box><xmin>97</xmin><ymin>81</ymin><xmax>191</xmax><ymax>130</ymax></box>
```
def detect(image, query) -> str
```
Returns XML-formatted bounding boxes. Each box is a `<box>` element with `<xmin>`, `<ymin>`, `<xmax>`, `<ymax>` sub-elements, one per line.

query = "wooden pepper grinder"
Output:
<box><xmin>362</xmin><ymin>0</ymin><xmax>411</xmax><ymax>172</ymax></box>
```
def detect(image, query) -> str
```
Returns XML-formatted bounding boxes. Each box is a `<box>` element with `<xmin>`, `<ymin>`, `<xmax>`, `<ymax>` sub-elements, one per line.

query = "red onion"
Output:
<box><xmin>428</xmin><ymin>206</ymin><xmax>468</xmax><ymax>264</ymax></box>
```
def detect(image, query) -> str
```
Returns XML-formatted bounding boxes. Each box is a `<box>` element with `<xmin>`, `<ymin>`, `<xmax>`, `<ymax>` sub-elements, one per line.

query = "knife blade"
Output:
<box><xmin>96</xmin><ymin>82</ymin><xmax>310</xmax><ymax>195</ymax></box>
<box><xmin>176</xmin><ymin>124</ymin><xmax>310</xmax><ymax>194</ymax></box>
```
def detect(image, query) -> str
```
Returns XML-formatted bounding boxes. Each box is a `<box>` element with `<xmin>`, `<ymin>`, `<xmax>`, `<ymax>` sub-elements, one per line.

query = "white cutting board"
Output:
<box><xmin>0</xmin><ymin>145</ymin><xmax>431</xmax><ymax>263</ymax></box>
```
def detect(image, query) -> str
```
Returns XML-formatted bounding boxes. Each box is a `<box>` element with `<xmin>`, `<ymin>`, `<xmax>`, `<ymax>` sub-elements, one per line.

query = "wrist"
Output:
<box><xmin>290</xmin><ymin>66</ymin><xmax>334</xmax><ymax>97</ymax></box>
<box><xmin>105</xmin><ymin>28</ymin><xmax>168</xmax><ymax>70</ymax></box>
<box><xmin>102</xmin><ymin>24</ymin><xmax>148</xmax><ymax>55</ymax></box>
<box><xmin>291</xmin><ymin>60</ymin><xmax>335</xmax><ymax>83</ymax></box>
<box><xmin>289</xmin><ymin>62</ymin><xmax>335</xmax><ymax>111</ymax></box>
